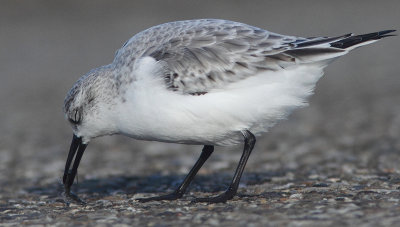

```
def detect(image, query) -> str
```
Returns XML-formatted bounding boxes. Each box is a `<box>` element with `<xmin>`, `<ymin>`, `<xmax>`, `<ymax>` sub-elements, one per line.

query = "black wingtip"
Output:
<box><xmin>377</xmin><ymin>30</ymin><xmax>397</xmax><ymax>39</ymax></box>
<box><xmin>376</xmin><ymin>30</ymin><xmax>397</xmax><ymax>38</ymax></box>
<box><xmin>330</xmin><ymin>29</ymin><xmax>396</xmax><ymax>49</ymax></box>
<box><xmin>378</xmin><ymin>29</ymin><xmax>396</xmax><ymax>35</ymax></box>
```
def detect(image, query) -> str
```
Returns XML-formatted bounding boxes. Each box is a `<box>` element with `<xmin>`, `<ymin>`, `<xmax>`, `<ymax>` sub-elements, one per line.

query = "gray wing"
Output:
<box><xmin>119</xmin><ymin>19</ymin><xmax>347</xmax><ymax>95</ymax></box>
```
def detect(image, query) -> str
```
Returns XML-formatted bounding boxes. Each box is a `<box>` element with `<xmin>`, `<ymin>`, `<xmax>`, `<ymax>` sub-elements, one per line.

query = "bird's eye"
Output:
<box><xmin>68</xmin><ymin>108</ymin><xmax>81</xmax><ymax>124</ymax></box>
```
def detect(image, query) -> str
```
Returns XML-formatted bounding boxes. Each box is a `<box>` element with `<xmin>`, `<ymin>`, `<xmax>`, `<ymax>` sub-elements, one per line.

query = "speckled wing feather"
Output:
<box><xmin>116</xmin><ymin>19</ymin><xmax>354</xmax><ymax>95</ymax></box>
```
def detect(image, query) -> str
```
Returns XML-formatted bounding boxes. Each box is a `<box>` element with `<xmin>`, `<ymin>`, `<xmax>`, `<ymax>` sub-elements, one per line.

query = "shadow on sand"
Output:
<box><xmin>25</xmin><ymin>171</ymin><xmax>287</xmax><ymax>201</ymax></box>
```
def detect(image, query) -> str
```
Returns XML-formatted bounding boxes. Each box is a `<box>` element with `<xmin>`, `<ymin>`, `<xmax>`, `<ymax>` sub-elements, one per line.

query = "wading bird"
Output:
<box><xmin>62</xmin><ymin>19</ymin><xmax>395</xmax><ymax>203</ymax></box>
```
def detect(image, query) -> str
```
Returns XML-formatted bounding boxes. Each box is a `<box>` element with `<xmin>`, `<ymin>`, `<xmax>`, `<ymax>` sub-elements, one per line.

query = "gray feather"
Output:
<box><xmin>114</xmin><ymin>19</ymin><xmax>391</xmax><ymax>95</ymax></box>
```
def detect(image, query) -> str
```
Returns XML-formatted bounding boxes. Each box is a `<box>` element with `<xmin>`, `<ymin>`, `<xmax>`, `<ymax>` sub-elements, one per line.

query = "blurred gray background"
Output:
<box><xmin>0</xmin><ymin>0</ymin><xmax>399</xmax><ymax>225</ymax></box>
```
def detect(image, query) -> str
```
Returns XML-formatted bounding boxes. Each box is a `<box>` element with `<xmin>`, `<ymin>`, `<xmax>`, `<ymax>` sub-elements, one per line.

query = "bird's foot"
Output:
<box><xmin>62</xmin><ymin>190</ymin><xmax>86</xmax><ymax>205</ymax></box>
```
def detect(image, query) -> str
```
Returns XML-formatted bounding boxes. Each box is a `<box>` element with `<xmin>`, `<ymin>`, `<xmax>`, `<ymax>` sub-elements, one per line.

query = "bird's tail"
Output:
<box><xmin>284</xmin><ymin>30</ymin><xmax>396</xmax><ymax>63</ymax></box>
<box><xmin>330</xmin><ymin>30</ymin><xmax>396</xmax><ymax>49</ymax></box>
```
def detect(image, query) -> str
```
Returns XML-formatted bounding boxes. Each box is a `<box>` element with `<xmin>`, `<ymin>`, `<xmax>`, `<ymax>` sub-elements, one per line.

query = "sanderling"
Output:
<box><xmin>62</xmin><ymin>19</ymin><xmax>395</xmax><ymax>203</ymax></box>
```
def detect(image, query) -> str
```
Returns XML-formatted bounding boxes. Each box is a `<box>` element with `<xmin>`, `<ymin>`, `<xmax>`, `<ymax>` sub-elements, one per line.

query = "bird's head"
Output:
<box><xmin>63</xmin><ymin>66</ymin><xmax>118</xmax><ymax>144</ymax></box>
<box><xmin>62</xmin><ymin>65</ymin><xmax>121</xmax><ymax>190</ymax></box>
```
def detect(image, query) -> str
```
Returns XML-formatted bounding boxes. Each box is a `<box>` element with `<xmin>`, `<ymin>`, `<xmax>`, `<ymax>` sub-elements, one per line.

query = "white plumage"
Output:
<box><xmin>116</xmin><ymin>56</ymin><xmax>323</xmax><ymax>146</ymax></box>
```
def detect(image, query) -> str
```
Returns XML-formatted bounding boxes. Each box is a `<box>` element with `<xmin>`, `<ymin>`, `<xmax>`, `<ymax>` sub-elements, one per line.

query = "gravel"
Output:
<box><xmin>1</xmin><ymin>1</ymin><xmax>399</xmax><ymax>226</ymax></box>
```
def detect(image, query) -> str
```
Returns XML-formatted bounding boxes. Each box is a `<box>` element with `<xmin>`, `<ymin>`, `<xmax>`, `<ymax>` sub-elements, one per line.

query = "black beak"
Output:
<box><xmin>63</xmin><ymin>134</ymin><xmax>87</xmax><ymax>194</ymax></box>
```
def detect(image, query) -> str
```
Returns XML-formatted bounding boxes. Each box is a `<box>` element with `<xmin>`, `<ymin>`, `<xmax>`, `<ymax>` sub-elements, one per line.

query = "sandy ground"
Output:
<box><xmin>1</xmin><ymin>0</ymin><xmax>400</xmax><ymax>226</ymax></box>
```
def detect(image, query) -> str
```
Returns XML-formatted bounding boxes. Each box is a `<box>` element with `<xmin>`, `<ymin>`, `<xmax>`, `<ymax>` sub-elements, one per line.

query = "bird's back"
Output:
<box><xmin>108</xmin><ymin>20</ymin><xmax>396</xmax><ymax>145</ymax></box>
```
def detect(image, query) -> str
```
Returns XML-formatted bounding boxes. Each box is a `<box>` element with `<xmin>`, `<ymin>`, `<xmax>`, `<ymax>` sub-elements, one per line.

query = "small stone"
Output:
<box><xmin>328</xmin><ymin>178</ymin><xmax>341</xmax><ymax>183</ymax></box>
<box><xmin>313</xmin><ymin>183</ymin><xmax>329</xmax><ymax>187</ymax></box>
<box><xmin>289</xmin><ymin>193</ymin><xmax>303</xmax><ymax>200</ymax></box>
<box><xmin>308</xmin><ymin>174</ymin><xmax>320</xmax><ymax>180</ymax></box>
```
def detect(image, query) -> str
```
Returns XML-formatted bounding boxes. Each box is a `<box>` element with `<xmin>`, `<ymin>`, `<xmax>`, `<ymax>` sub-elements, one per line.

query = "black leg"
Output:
<box><xmin>137</xmin><ymin>145</ymin><xmax>214</xmax><ymax>202</ymax></box>
<box><xmin>193</xmin><ymin>130</ymin><xmax>256</xmax><ymax>203</ymax></box>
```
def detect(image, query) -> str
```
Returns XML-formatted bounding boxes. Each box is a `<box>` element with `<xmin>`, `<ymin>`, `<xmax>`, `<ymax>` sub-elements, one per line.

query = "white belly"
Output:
<box><xmin>116</xmin><ymin>64</ymin><xmax>325</xmax><ymax>146</ymax></box>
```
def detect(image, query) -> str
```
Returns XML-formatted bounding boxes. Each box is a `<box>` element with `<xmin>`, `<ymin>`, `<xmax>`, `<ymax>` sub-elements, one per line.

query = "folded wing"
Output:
<box><xmin>122</xmin><ymin>19</ymin><xmax>395</xmax><ymax>95</ymax></box>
